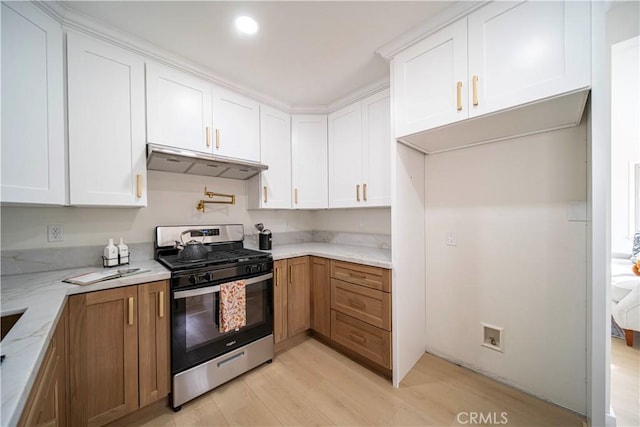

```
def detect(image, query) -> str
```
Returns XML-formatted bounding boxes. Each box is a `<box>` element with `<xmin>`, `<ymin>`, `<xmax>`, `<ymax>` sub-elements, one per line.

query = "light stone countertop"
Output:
<box><xmin>0</xmin><ymin>259</ymin><xmax>170</xmax><ymax>427</ymax></box>
<box><xmin>0</xmin><ymin>242</ymin><xmax>390</xmax><ymax>426</ymax></box>
<box><xmin>248</xmin><ymin>242</ymin><xmax>392</xmax><ymax>269</ymax></box>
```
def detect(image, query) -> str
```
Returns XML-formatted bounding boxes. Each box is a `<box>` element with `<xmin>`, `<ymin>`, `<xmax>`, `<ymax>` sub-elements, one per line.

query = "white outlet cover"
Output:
<box><xmin>446</xmin><ymin>232</ymin><xmax>457</xmax><ymax>246</ymax></box>
<box><xmin>47</xmin><ymin>224</ymin><xmax>64</xmax><ymax>242</ymax></box>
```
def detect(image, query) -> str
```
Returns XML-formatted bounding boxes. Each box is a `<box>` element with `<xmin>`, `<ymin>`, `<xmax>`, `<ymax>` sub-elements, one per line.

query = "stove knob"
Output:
<box><xmin>245</xmin><ymin>266</ymin><xmax>252</xmax><ymax>274</ymax></box>
<box><xmin>188</xmin><ymin>275</ymin><xmax>197</xmax><ymax>284</ymax></box>
<box><xmin>203</xmin><ymin>273</ymin><xmax>212</xmax><ymax>282</ymax></box>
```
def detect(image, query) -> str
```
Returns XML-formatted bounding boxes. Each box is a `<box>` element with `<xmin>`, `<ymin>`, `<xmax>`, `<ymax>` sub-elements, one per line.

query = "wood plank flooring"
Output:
<box><xmin>136</xmin><ymin>338</ymin><xmax>585</xmax><ymax>426</ymax></box>
<box><xmin>611</xmin><ymin>334</ymin><xmax>640</xmax><ymax>427</ymax></box>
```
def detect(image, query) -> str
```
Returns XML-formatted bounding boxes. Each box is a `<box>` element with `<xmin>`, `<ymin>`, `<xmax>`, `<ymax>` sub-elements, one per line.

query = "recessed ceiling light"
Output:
<box><xmin>235</xmin><ymin>16</ymin><xmax>258</xmax><ymax>35</ymax></box>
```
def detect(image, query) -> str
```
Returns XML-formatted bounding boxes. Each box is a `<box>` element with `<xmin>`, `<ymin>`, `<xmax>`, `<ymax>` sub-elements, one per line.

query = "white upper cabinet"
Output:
<box><xmin>392</xmin><ymin>0</ymin><xmax>591</xmax><ymax>142</ymax></box>
<box><xmin>361</xmin><ymin>89</ymin><xmax>391</xmax><ymax>207</ymax></box>
<box><xmin>1</xmin><ymin>2</ymin><xmax>65</xmax><ymax>205</ymax></box>
<box><xmin>467</xmin><ymin>1</ymin><xmax>591</xmax><ymax>118</ymax></box>
<box><xmin>328</xmin><ymin>89</ymin><xmax>391</xmax><ymax>208</ymax></box>
<box><xmin>248</xmin><ymin>106</ymin><xmax>292</xmax><ymax>209</ymax></box>
<box><xmin>146</xmin><ymin>63</ymin><xmax>212</xmax><ymax>153</ymax></box>
<box><xmin>328</xmin><ymin>103</ymin><xmax>363</xmax><ymax>208</ymax></box>
<box><xmin>212</xmin><ymin>87</ymin><xmax>260</xmax><ymax>162</ymax></box>
<box><xmin>291</xmin><ymin>115</ymin><xmax>328</xmax><ymax>209</ymax></box>
<box><xmin>67</xmin><ymin>32</ymin><xmax>147</xmax><ymax>207</ymax></box>
<box><xmin>392</xmin><ymin>19</ymin><xmax>467</xmax><ymax>138</ymax></box>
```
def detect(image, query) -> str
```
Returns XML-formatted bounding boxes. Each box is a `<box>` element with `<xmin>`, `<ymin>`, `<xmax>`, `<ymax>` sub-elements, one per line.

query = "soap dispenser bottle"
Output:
<box><xmin>104</xmin><ymin>238</ymin><xmax>118</xmax><ymax>267</ymax></box>
<box><xmin>117</xmin><ymin>237</ymin><xmax>129</xmax><ymax>265</ymax></box>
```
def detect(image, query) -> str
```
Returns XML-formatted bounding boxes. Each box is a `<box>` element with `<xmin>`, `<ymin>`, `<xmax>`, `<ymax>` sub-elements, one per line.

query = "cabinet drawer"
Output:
<box><xmin>331</xmin><ymin>279</ymin><xmax>390</xmax><ymax>331</ymax></box>
<box><xmin>330</xmin><ymin>260</ymin><xmax>391</xmax><ymax>292</ymax></box>
<box><xmin>331</xmin><ymin>311</ymin><xmax>391</xmax><ymax>369</ymax></box>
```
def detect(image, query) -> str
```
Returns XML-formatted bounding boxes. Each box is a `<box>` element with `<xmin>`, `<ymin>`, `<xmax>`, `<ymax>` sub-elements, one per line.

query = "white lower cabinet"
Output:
<box><xmin>328</xmin><ymin>89</ymin><xmax>391</xmax><ymax>208</ymax></box>
<box><xmin>1</xmin><ymin>1</ymin><xmax>65</xmax><ymax>205</ymax></box>
<box><xmin>67</xmin><ymin>32</ymin><xmax>147</xmax><ymax>206</ymax></box>
<box><xmin>291</xmin><ymin>115</ymin><xmax>328</xmax><ymax>209</ymax></box>
<box><xmin>248</xmin><ymin>106</ymin><xmax>292</xmax><ymax>209</ymax></box>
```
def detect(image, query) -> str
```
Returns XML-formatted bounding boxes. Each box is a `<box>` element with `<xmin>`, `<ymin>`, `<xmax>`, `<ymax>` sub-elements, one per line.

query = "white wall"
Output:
<box><xmin>0</xmin><ymin>171</ymin><xmax>391</xmax><ymax>250</ymax></box>
<box><xmin>424</xmin><ymin>123</ymin><xmax>588</xmax><ymax>413</ymax></box>
<box><xmin>611</xmin><ymin>34</ymin><xmax>640</xmax><ymax>256</ymax></box>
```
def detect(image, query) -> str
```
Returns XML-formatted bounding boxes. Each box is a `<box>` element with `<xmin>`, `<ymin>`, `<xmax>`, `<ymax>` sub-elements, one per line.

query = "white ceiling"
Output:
<box><xmin>62</xmin><ymin>1</ymin><xmax>453</xmax><ymax>107</ymax></box>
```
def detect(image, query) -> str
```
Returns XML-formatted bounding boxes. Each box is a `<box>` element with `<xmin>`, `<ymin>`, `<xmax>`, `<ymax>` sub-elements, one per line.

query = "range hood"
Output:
<box><xmin>146</xmin><ymin>144</ymin><xmax>268</xmax><ymax>180</ymax></box>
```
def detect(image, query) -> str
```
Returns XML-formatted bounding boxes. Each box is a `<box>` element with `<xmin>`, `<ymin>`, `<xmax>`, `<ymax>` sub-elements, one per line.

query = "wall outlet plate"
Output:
<box><xmin>446</xmin><ymin>231</ymin><xmax>457</xmax><ymax>246</ymax></box>
<box><xmin>47</xmin><ymin>224</ymin><xmax>64</xmax><ymax>242</ymax></box>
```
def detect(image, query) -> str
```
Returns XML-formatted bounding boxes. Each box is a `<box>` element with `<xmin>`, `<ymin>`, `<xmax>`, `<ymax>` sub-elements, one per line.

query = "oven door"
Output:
<box><xmin>171</xmin><ymin>272</ymin><xmax>273</xmax><ymax>373</ymax></box>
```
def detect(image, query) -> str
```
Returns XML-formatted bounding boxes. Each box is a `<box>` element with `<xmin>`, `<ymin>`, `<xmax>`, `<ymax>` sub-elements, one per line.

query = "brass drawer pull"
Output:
<box><xmin>206</xmin><ymin>127</ymin><xmax>211</xmax><ymax>147</ymax></box>
<box><xmin>136</xmin><ymin>174</ymin><xmax>143</xmax><ymax>198</ymax></box>
<box><xmin>128</xmin><ymin>297</ymin><xmax>134</xmax><ymax>325</ymax></box>
<box><xmin>294</xmin><ymin>188</ymin><xmax>298</xmax><ymax>205</ymax></box>
<box><xmin>348</xmin><ymin>298</ymin><xmax>366</xmax><ymax>310</ymax></box>
<box><xmin>263</xmin><ymin>186</ymin><xmax>268</xmax><ymax>203</ymax></box>
<box><xmin>363</xmin><ymin>183</ymin><xmax>367</xmax><ymax>202</ymax></box>
<box><xmin>456</xmin><ymin>81</ymin><xmax>463</xmax><ymax>111</ymax></box>
<box><xmin>215</xmin><ymin>129</ymin><xmax>221</xmax><ymax>149</ymax></box>
<box><xmin>472</xmin><ymin>75</ymin><xmax>479</xmax><ymax>106</ymax></box>
<box><xmin>159</xmin><ymin>291</ymin><xmax>164</xmax><ymax>318</ymax></box>
<box><xmin>349</xmin><ymin>332</ymin><xmax>366</xmax><ymax>345</ymax></box>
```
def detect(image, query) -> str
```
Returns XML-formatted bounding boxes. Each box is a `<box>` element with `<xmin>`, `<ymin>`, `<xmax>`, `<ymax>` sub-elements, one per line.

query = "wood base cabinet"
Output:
<box><xmin>19</xmin><ymin>304</ymin><xmax>68</xmax><ymax>427</ymax></box>
<box><xmin>330</xmin><ymin>261</ymin><xmax>392</xmax><ymax>371</ymax></box>
<box><xmin>69</xmin><ymin>281</ymin><xmax>169</xmax><ymax>426</ymax></box>
<box><xmin>310</xmin><ymin>257</ymin><xmax>331</xmax><ymax>338</ymax></box>
<box><xmin>273</xmin><ymin>257</ymin><xmax>311</xmax><ymax>344</ymax></box>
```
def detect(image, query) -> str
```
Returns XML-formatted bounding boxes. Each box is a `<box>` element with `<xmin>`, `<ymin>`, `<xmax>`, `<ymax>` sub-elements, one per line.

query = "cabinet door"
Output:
<box><xmin>362</xmin><ymin>89</ymin><xmax>391</xmax><ymax>207</ymax></box>
<box><xmin>1</xmin><ymin>2</ymin><xmax>65</xmax><ymax>205</ymax></box>
<box><xmin>467</xmin><ymin>1</ymin><xmax>590</xmax><ymax>118</ymax></box>
<box><xmin>67</xmin><ymin>32</ymin><xmax>147</xmax><ymax>206</ymax></box>
<box><xmin>146</xmin><ymin>63</ymin><xmax>212</xmax><ymax>153</ymax></box>
<box><xmin>291</xmin><ymin>115</ymin><xmax>328</xmax><ymax>209</ymax></box>
<box><xmin>69</xmin><ymin>287</ymin><xmax>139</xmax><ymax>426</ymax></box>
<box><xmin>392</xmin><ymin>18</ymin><xmax>467</xmax><ymax>138</ymax></box>
<box><xmin>19</xmin><ymin>304</ymin><xmax>67</xmax><ymax>427</ymax></box>
<box><xmin>310</xmin><ymin>257</ymin><xmax>331</xmax><ymax>339</ymax></box>
<box><xmin>212</xmin><ymin>86</ymin><xmax>260</xmax><ymax>162</ymax></box>
<box><xmin>287</xmin><ymin>257</ymin><xmax>311</xmax><ymax>336</ymax></box>
<box><xmin>273</xmin><ymin>260</ymin><xmax>289</xmax><ymax>343</ymax></box>
<box><xmin>328</xmin><ymin>103</ymin><xmax>363</xmax><ymax>208</ymax></box>
<box><xmin>138</xmin><ymin>281</ymin><xmax>170</xmax><ymax>408</ymax></box>
<box><xmin>254</xmin><ymin>105</ymin><xmax>292</xmax><ymax>209</ymax></box>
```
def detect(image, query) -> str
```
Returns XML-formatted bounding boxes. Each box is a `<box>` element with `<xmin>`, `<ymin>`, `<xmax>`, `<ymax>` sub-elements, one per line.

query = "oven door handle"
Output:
<box><xmin>173</xmin><ymin>272</ymin><xmax>273</xmax><ymax>299</ymax></box>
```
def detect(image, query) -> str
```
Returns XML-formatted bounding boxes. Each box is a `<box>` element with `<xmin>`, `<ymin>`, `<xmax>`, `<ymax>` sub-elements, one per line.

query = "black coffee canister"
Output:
<box><xmin>259</xmin><ymin>229</ymin><xmax>272</xmax><ymax>250</ymax></box>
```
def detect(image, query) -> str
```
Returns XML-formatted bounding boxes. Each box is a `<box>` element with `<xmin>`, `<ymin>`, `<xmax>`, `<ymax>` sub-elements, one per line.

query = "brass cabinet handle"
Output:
<box><xmin>348</xmin><ymin>298</ymin><xmax>366</xmax><ymax>309</ymax></box>
<box><xmin>128</xmin><ymin>297</ymin><xmax>134</xmax><ymax>325</ymax></box>
<box><xmin>215</xmin><ymin>129</ymin><xmax>220</xmax><ymax>149</ymax></box>
<box><xmin>288</xmin><ymin>265</ymin><xmax>292</xmax><ymax>285</ymax></box>
<box><xmin>356</xmin><ymin>184</ymin><xmax>360</xmax><ymax>202</ymax></box>
<box><xmin>349</xmin><ymin>332</ymin><xmax>366</xmax><ymax>345</ymax></box>
<box><xmin>275</xmin><ymin>268</ymin><xmax>279</xmax><ymax>286</ymax></box>
<box><xmin>472</xmin><ymin>75</ymin><xmax>479</xmax><ymax>106</ymax></box>
<box><xmin>263</xmin><ymin>186</ymin><xmax>268</xmax><ymax>203</ymax></box>
<box><xmin>136</xmin><ymin>174</ymin><xmax>143</xmax><ymax>198</ymax></box>
<box><xmin>294</xmin><ymin>188</ymin><xmax>298</xmax><ymax>205</ymax></box>
<box><xmin>456</xmin><ymin>81</ymin><xmax>463</xmax><ymax>111</ymax></box>
<box><xmin>363</xmin><ymin>183</ymin><xmax>367</xmax><ymax>202</ymax></box>
<box><xmin>159</xmin><ymin>291</ymin><xmax>164</xmax><ymax>318</ymax></box>
<box><xmin>206</xmin><ymin>127</ymin><xmax>211</xmax><ymax>147</ymax></box>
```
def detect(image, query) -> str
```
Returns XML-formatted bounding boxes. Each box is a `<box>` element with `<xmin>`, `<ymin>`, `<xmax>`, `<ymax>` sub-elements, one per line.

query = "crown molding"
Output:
<box><xmin>36</xmin><ymin>1</ymin><xmax>293</xmax><ymax>112</ymax></box>
<box><xmin>33</xmin><ymin>0</ymin><xmax>392</xmax><ymax>115</ymax></box>
<box><xmin>376</xmin><ymin>1</ymin><xmax>488</xmax><ymax>61</ymax></box>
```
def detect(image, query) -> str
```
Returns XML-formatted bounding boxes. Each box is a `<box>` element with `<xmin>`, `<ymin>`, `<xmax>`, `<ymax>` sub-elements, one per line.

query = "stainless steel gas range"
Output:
<box><xmin>154</xmin><ymin>224</ymin><xmax>273</xmax><ymax>410</ymax></box>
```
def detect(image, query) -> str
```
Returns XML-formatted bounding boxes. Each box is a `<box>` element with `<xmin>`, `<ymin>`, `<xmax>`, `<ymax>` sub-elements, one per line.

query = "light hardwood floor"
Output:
<box><xmin>135</xmin><ymin>338</ymin><xmax>585</xmax><ymax>426</ymax></box>
<box><xmin>611</xmin><ymin>334</ymin><xmax>640</xmax><ymax>427</ymax></box>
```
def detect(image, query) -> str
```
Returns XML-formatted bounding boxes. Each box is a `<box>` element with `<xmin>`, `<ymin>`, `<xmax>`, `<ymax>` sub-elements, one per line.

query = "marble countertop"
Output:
<box><xmin>249</xmin><ymin>242</ymin><xmax>392</xmax><ymax>269</ymax></box>
<box><xmin>0</xmin><ymin>259</ymin><xmax>170</xmax><ymax>427</ymax></box>
<box><xmin>0</xmin><ymin>242</ymin><xmax>390</xmax><ymax>425</ymax></box>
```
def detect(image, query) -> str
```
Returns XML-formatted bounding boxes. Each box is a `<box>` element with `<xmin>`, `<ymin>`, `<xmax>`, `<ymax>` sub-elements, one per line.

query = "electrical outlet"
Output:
<box><xmin>47</xmin><ymin>224</ymin><xmax>64</xmax><ymax>242</ymax></box>
<box><xmin>446</xmin><ymin>232</ymin><xmax>457</xmax><ymax>246</ymax></box>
